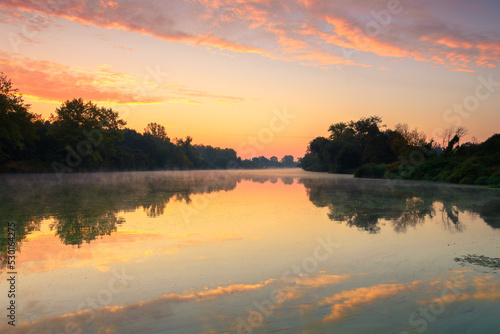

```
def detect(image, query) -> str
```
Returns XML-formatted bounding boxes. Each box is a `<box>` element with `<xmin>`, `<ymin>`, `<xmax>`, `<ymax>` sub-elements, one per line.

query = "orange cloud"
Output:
<box><xmin>472</xmin><ymin>276</ymin><xmax>500</xmax><ymax>301</ymax></box>
<box><xmin>322</xmin><ymin>15</ymin><xmax>413</xmax><ymax>59</ymax></box>
<box><xmin>320</xmin><ymin>281</ymin><xmax>423</xmax><ymax>322</ymax></box>
<box><xmin>421</xmin><ymin>36</ymin><xmax>473</xmax><ymax>50</ymax></box>
<box><xmin>418</xmin><ymin>35</ymin><xmax>500</xmax><ymax>70</ymax></box>
<box><xmin>264</xmin><ymin>273</ymin><xmax>354</xmax><ymax>306</ymax></box>
<box><xmin>186</xmin><ymin>34</ymin><xmax>267</xmax><ymax>55</ymax></box>
<box><xmin>296</xmin><ymin>274</ymin><xmax>352</xmax><ymax>288</ymax></box>
<box><xmin>0</xmin><ymin>51</ymin><xmax>162</xmax><ymax>104</ymax></box>
<box><xmin>298</xmin><ymin>3</ymin><xmax>500</xmax><ymax>71</ymax></box>
<box><xmin>416</xmin><ymin>273</ymin><xmax>500</xmax><ymax>308</ymax></box>
<box><xmin>1</xmin><ymin>51</ymin><xmax>245</xmax><ymax>106</ymax></box>
<box><xmin>161</xmin><ymin>281</ymin><xmax>273</xmax><ymax>303</ymax></box>
<box><xmin>451</xmin><ymin>68</ymin><xmax>475</xmax><ymax>73</ymax></box>
<box><xmin>197</xmin><ymin>2</ymin><xmax>369</xmax><ymax>67</ymax></box>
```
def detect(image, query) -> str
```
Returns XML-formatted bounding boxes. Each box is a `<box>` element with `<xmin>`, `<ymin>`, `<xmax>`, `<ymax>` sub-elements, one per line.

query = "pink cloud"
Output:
<box><xmin>1</xmin><ymin>0</ymin><xmax>499</xmax><ymax>71</ymax></box>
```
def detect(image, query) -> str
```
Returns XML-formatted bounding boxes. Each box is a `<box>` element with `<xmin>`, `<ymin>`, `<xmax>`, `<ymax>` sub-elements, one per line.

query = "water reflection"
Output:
<box><xmin>300</xmin><ymin>178</ymin><xmax>500</xmax><ymax>234</ymax></box>
<box><xmin>0</xmin><ymin>171</ymin><xmax>238</xmax><ymax>268</ymax></box>
<box><xmin>50</xmin><ymin>212</ymin><xmax>124</xmax><ymax>246</ymax></box>
<box><xmin>0</xmin><ymin>170</ymin><xmax>499</xmax><ymax>333</ymax></box>
<box><xmin>2</xmin><ymin>269</ymin><xmax>499</xmax><ymax>334</ymax></box>
<box><xmin>1</xmin><ymin>171</ymin><xmax>499</xmax><ymax>270</ymax></box>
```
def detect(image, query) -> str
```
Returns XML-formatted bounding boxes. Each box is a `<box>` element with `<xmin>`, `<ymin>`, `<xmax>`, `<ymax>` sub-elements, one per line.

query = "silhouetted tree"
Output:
<box><xmin>49</xmin><ymin>98</ymin><xmax>126</xmax><ymax>170</ymax></box>
<box><xmin>0</xmin><ymin>73</ymin><xmax>41</xmax><ymax>163</ymax></box>
<box><xmin>281</xmin><ymin>155</ymin><xmax>295</xmax><ymax>167</ymax></box>
<box><xmin>144</xmin><ymin>122</ymin><xmax>169</xmax><ymax>141</ymax></box>
<box><xmin>442</xmin><ymin>126</ymin><xmax>468</xmax><ymax>155</ymax></box>
<box><xmin>394</xmin><ymin>123</ymin><xmax>427</xmax><ymax>147</ymax></box>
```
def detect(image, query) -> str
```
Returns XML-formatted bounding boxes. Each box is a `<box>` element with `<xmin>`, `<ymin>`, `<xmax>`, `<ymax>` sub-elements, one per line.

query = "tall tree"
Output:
<box><xmin>51</xmin><ymin>98</ymin><xmax>126</xmax><ymax>133</ymax></box>
<box><xmin>394</xmin><ymin>123</ymin><xmax>427</xmax><ymax>147</ymax></box>
<box><xmin>281</xmin><ymin>155</ymin><xmax>295</xmax><ymax>167</ymax></box>
<box><xmin>328</xmin><ymin>122</ymin><xmax>354</xmax><ymax>141</ymax></box>
<box><xmin>144</xmin><ymin>122</ymin><xmax>169</xmax><ymax>141</ymax></box>
<box><xmin>442</xmin><ymin>126</ymin><xmax>468</xmax><ymax>151</ymax></box>
<box><xmin>50</xmin><ymin>98</ymin><xmax>126</xmax><ymax>169</ymax></box>
<box><xmin>0</xmin><ymin>73</ymin><xmax>40</xmax><ymax>162</ymax></box>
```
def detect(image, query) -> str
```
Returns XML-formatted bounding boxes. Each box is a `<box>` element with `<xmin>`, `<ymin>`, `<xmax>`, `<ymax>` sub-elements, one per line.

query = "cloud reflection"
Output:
<box><xmin>320</xmin><ymin>281</ymin><xmax>423</xmax><ymax>322</ymax></box>
<box><xmin>5</xmin><ymin>270</ymin><xmax>500</xmax><ymax>333</ymax></box>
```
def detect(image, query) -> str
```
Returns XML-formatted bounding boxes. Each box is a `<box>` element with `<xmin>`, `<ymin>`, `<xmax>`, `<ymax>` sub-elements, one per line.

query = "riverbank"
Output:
<box><xmin>353</xmin><ymin>151</ymin><xmax>500</xmax><ymax>188</ymax></box>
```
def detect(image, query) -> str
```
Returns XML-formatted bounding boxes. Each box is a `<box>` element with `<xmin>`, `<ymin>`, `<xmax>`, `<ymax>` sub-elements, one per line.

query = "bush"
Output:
<box><xmin>412</xmin><ymin>158</ymin><xmax>453</xmax><ymax>180</ymax></box>
<box><xmin>475</xmin><ymin>176</ymin><xmax>490</xmax><ymax>185</ymax></box>
<box><xmin>486</xmin><ymin>176</ymin><xmax>500</xmax><ymax>187</ymax></box>
<box><xmin>447</xmin><ymin>162</ymin><xmax>489</xmax><ymax>184</ymax></box>
<box><xmin>354</xmin><ymin>164</ymin><xmax>387</xmax><ymax>179</ymax></box>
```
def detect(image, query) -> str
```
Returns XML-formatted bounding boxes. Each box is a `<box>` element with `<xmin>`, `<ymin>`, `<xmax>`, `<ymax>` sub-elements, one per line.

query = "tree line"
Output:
<box><xmin>299</xmin><ymin>116</ymin><xmax>500</xmax><ymax>187</ymax></box>
<box><xmin>0</xmin><ymin>73</ymin><xmax>296</xmax><ymax>173</ymax></box>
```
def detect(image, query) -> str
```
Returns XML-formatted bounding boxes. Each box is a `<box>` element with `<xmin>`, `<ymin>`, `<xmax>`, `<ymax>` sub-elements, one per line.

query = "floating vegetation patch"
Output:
<box><xmin>454</xmin><ymin>254</ymin><xmax>500</xmax><ymax>269</ymax></box>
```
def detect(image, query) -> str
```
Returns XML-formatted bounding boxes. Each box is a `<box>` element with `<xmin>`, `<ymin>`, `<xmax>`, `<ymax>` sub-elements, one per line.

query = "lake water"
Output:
<box><xmin>1</xmin><ymin>169</ymin><xmax>499</xmax><ymax>334</ymax></box>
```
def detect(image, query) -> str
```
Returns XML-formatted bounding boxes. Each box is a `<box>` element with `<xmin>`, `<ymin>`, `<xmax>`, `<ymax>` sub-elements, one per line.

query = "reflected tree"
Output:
<box><xmin>0</xmin><ymin>171</ymin><xmax>241</xmax><ymax>262</ymax></box>
<box><xmin>391</xmin><ymin>197</ymin><xmax>433</xmax><ymax>233</ymax></box>
<box><xmin>440</xmin><ymin>204</ymin><xmax>465</xmax><ymax>232</ymax></box>
<box><xmin>50</xmin><ymin>213</ymin><xmax>124</xmax><ymax>247</ymax></box>
<box><xmin>300</xmin><ymin>177</ymin><xmax>500</xmax><ymax>234</ymax></box>
<box><xmin>0</xmin><ymin>219</ymin><xmax>42</xmax><ymax>269</ymax></box>
<box><xmin>329</xmin><ymin>206</ymin><xmax>382</xmax><ymax>234</ymax></box>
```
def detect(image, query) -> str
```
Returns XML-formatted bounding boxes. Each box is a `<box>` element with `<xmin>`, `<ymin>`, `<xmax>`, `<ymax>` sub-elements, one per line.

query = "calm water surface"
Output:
<box><xmin>0</xmin><ymin>169</ymin><xmax>499</xmax><ymax>333</ymax></box>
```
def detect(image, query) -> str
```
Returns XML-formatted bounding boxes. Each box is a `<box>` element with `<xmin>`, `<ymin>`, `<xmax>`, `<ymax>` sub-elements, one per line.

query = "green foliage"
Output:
<box><xmin>336</xmin><ymin>143</ymin><xmax>363</xmax><ymax>173</ymax></box>
<box><xmin>447</xmin><ymin>161</ymin><xmax>489</xmax><ymax>184</ymax></box>
<box><xmin>115</xmin><ymin>128</ymin><xmax>175</xmax><ymax>170</ymax></box>
<box><xmin>195</xmin><ymin>145</ymin><xmax>238</xmax><ymax>169</ymax></box>
<box><xmin>454</xmin><ymin>254</ymin><xmax>500</xmax><ymax>269</ymax></box>
<box><xmin>48</xmin><ymin>98</ymin><xmax>127</xmax><ymax>170</ymax></box>
<box><xmin>354</xmin><ymin>163</ymin><xmax>387</xmax><ymax>178</ymax></box>
<box><xmin>382</xmin><ymin>134</ymin><xmax>500</xmax><ymax>186</ymax></box>
<box><xmin>298</xmin><ymin>152</ymin><xmax>328</xmax><ymax>172</ymax></box>
<box><xmin>51</xmin><ymin>98</ymin><xmax>126</xmax><ymax>132</ymax></box>
<box><xmin>302</xmin><ymin>116</ymin><xmax>408</xmax><ymax>174</ymax></box>
<box><xmin>302</xmin><ymin>115</ymin><xmax>499</xmax><ymax>187</ymax></box>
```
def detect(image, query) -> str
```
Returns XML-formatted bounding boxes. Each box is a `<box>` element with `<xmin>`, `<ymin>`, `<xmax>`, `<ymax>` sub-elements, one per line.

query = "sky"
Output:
<box><xmin>0</xmin><ymin>0</ymin><xmax>499</xmax><ymax>159</ymax></box>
